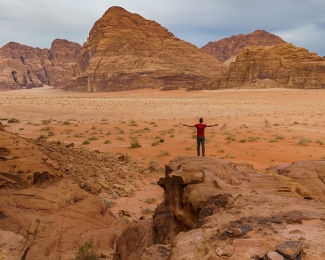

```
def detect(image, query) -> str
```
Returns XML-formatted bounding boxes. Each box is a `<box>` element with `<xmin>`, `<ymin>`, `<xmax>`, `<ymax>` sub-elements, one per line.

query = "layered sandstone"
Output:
<box><xmin>115</xmin><ymin>156</ymin><xmax>325</xmax><ymax>259</ymax></box>
<box><xmin>220</xmin><ymin>43</ymin><xmax>325</xmax><ymax>89</ymax></box>
<box><xmin>0</xmin><ymin>39</ymin><xmax>81</xmax><ymax>90</ymax></box>
<box><xmin>62</xmin><ymin>6</ymin><xmax>226</xmax><ymax>92</ymax></box>
<box><xmin>201</xmin><ymin>30</ymin><xmax>286</xmax><ymax>63</ymax></box>
<box><xmin>0</xmin><ymin>131</ymin><xmax>126</xmax><ymax>259</ymax></box>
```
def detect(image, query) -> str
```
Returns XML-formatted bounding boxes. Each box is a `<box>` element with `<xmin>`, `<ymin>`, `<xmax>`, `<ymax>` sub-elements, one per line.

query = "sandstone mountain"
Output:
<box><xmin>115</xmin><ymin>156</ymin><xmax>325</xmax><ymax>259</ymax></box>
<box><xmin>220</xmin><ymin>43</ymin><xmax>325</xmax><ymax>89</ymax></box>
<box><xmin>61</xmin><ymin>6</ymin><xmax>227</xmax><ymax>92</ymax></box>
<box><xmin>0</xmin><ymin>39</ymin><xmax>81</xmax><ymax>90</ymax></box>
<box><xmin>201</xmin><ymin>30</ymin><xmax>286</xmax><ymax>63</ymax></box>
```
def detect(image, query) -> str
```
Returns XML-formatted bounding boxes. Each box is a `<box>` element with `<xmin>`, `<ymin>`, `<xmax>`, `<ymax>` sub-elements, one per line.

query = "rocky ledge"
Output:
<box><xmin>115</xmin><ymin>156</ymin><xmax>325</xmax><ymax>260</ymax></box>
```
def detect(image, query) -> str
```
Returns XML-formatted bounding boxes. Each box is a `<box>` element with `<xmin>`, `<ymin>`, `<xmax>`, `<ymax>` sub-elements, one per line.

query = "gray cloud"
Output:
<box><xmin>0</xmin><ymin>0</ymin><xmax>324</xmax><ymax>56</ymax></box>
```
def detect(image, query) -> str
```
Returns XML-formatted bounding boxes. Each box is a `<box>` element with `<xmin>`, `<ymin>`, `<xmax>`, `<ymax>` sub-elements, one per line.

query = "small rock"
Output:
<box><xmin>276</xmin><ymin>241</ymin><xmax>303</xmax><ymax>259</ymax></box>
<box><xmin>267</xmin><ymin>251</ymin><xmax>284</xmax><ymax>260</ymax></box>
<box><xmin>216</xmin><ymin>247</ymin><xmax>223</xmax><ymax>256</ymax></box>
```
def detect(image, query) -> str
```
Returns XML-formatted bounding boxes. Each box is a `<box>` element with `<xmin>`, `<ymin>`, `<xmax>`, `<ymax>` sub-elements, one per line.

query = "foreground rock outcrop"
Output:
<box><xmin>61</xmin><ymin>6</ymin><xmax>227</xmax><ymax>92</ymax></box>
<box><xmin>116</xmin><ymin>156</ymin><xmax>325</xmax><ymax>259</ymax></box>
<box><xmin>201</xmin><ymin>30</ymin><xmax>286</xmax><ymax>63</ymax></box>
<box><xmin>0</xmin><ymin>39</ymin><xmax>81</xmax><ymax>90</ymax></box>
<box><xmin>0</xmin><ymin>131</ymin><xmax>126</xmax><ymax>259</ymax></box>
<box><xmin>220</xmin><ymin>43</ymin><xmax>325</xmax><ymax>89</ymax></box>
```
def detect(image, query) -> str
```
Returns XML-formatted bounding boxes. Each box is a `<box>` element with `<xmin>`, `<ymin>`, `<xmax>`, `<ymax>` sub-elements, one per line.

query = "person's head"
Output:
<box><xmin>199</xmin><ymin>118</ymin><xmax>203</xmax><ymax>123</ymax></box>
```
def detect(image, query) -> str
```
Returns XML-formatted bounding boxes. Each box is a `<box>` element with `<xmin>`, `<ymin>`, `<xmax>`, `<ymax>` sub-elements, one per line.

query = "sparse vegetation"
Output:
<box><xmin>275</xmin><ymin>134</ymin><xmax>285</xmax><ymax>140</ymax></box>
<box><xmin>130</xmin><ymin>137</ymin><xmax>141</xmax><ymax>148</ymax></box>
<box><xmin>141</xmin><ymin>208</ymin><xmax>155</xmax><ymax>214</ymax></box>
<box><xmin>102</xmin><ymin>199</ymin><xmax>115</xmax><ymax>208</ymax></box>
<box><xmin>298</xmin><ymin>137</ymin><xmax>310</xmax><ymax>146</ymax></box>
<box><xmin>145</xmin><ymin>198</ymin><xmax>156</xmax><ymax>204</ymax></box>
<box><xmin>75</xmin><ymin>241</ymin><xmax>97</xmax><ymax>260</ymax></box>
<box><xmin>8</xmin><ymin>118</ymin><xmax>20</xmax><ymax>123</ymax></box>
<box><xmin>158</xmin><ymin>150</ymin><xmax>170</xmax><ymax>157</ymax></box>
<box><xmin>37</xmin><ymin>134</ymin><xmax>48</xmax><ymax>139</ymax></box>
<box><xmin>316</xmin><ymin>140</ymin><xmax>324</xmax><ymax>145</ymax></box>
<box><xmin>104</xmin><ymin>140</ymin><xmax>111</xmax><ymax>144</ymax></box>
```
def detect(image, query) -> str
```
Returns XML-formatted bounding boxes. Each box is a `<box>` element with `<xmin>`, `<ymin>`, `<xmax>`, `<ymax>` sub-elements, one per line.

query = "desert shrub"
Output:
<box><xmin>74</xmin><ymin>133</ymin><xmax>86</xmax><ymax>138</ymax></box>
<box><xmin>104</xmin><ymin>140</ymin><xmax>111</xmax><ymax>144</ymax></box>
<box><xmin>141</xmin><ymin>208</ymin><xmax>154</xmax><ymax>214</ymax></box>
<box><xmin>315</xmin><ymin>140</ymin><xmax>323</xmax><ymax>145</ymax></box>
<box><xmin>248</xmin><ymin>136</ymin><xmax>258</xmax><ymax>142</ymax></box>
<box><xmin>38</xmin><ymin>134</ymin><xmax>48</xmax><ymax>140</ymax></box>
<box><xmin>269</xmin><ymin>139</ymin><xmax>278</xmax><ymax>143</ymax></box>
<box><xmin>103</xmin><ymin>199</ymin><xmax>115</xmax><ymax>208</ymax></box>
<box><xmin>82</xmin><ymin>140</ymin><xmax>90</xmax><ymax>145</ymax></box>
<box><xmin>130</xmin><ymin>137</ymin><xmax>141</xmax><ymax>148</ymax></box>
<box><xmin>63</xmin><ymin>121</ymin><xmax>71</xmax><ymax>125</ymax></box>
<box><xmin>185</xmin><ymin>146</ymin><xmax>193</xmax><ymax>150</ymax></box>
<box><xmin>149</xmin><ymin>160</ymin><xmax>159</xmax><ymax>166</ymax></box>
<box><xmin>238</xmin><ymin>138</ymin><xmax>247</xmax><ymax>143</ymax></box>
<box><xmin>273</xmin><ymin>123</ymin><xmax>280</xmax><ymax>126</ymax></box>
<box><xmin>41</xmin><ymin>119</ymin><xmax>51</xmax><ymax>125</ymax></box>
<box><xmin>293</xmin><ymin>121</ymin><xmax>300</xmax><ymax>124</ymax></box>
<box><xmin>221</xmin><ymin>123</ymin><xmax>228</xmax><ymax>130</ymax></box>
<box><xmin>151</xmin><ymin>141</ymin><xmax>159</xmax><ymax>146</ymax></box>
<box><xmin>159</xmin><ymin>139</ymin><xmax>164</xmax><ymax>143</ymax></box>
<box><xmin>48</xmin><ymin>132</ymin><xmax>55</xmax><ymax>137</ymax></box>
<box><xmin>88</xmin><ymin>136</ymin><xmax>98</xmax><ymax>141</ymax></box>
<box><xmin>158</xmin><ymin>150</ymin><xmax>170</xmax><ymax>157</ymax></box>
<box><xmin>75</xmin><ymin>241</ymin><xmax>97</xmax><ymax>260</ymax></box>
<box><xmin>145</xmin><ymin>198</ymin><xmax>156</xmax><ymax>204</ymax></box>
<box><xmin>298</xmin><ymin>137</ymin><xmax>310</xmax><ymax>146</ymax></box>
<box><xmin>7</xmin><ymin>118</ymin><xmax>20</xmax><ymax>123</ymax></box>
<box><xmin>225</xmin><ymin>135</ymin><xmax>236</xmax><ymax>142</ymax></box>
<box><xmin>275</xmin><ymin>134</ymin><xmax>285</xmax><ymax>140</ymax></box>
<box><xmin>218</xmin><ymin>149</ymin><xmax>225</xmax><ymax>153</ymax></box>
<box><xmin>19</xmin><ymin>128</ymin><xmax>25</xmax><ymax>130</ymax></box>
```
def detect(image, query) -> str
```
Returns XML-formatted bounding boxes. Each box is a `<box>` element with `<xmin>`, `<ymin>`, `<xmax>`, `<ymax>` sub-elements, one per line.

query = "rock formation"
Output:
<box><xmin>0</xmin><ymin>39</ymin><xmax>81</xmax><ymax>90</ymax></box>
<box><xmin>0</xmin><ymin>130</ymin><xmax>127</xmax><ymax>259</ymax></box>
<box><xmin>115</xmin><ymin>156</ymin><xmax>325</xmax><ymax>259</ymax></box>
<box><xmin>201</xmin><ymin>30</ymin><xmax>286</xmax><ymax>63</ymax></box>
<box><xmin>220</xmin><ymin>43</ymin><xmax>325</xmax><ymax>89</ymax></box>
<box><xmin>61</xmin><ymin>6</ymin><xmax>226</xmax><ymax>92</ymax></box>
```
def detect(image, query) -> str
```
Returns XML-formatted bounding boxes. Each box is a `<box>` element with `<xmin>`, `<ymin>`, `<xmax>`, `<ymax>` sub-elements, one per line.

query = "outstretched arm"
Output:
<box><xmin>182</xmin><ymin>124</ymin><xmax>195</xmax><ymax>127</ymax></box>
<box><xmin>207</xmin><ymin>123</ymin><xmax>219</xmax><ymax>127</ymax></box>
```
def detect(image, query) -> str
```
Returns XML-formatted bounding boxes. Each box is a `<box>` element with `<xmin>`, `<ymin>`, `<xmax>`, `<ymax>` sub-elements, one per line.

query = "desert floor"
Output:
<box><xmin>1</xmin><ymin>86</ymin><xmax>325</xmax><ymax>218</ymax></box>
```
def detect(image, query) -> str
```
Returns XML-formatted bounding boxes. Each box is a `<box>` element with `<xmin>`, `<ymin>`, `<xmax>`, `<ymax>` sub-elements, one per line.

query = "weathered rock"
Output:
<box><xmin>0</xmin><ymin>40</ymin><xmax>81</xmax><ymax>90</ymax></box>
<box><xmin>276</xmin><ymin>241</ymin><xmax>303</xmax><ymax>259</ymax></box>
<box><xmin>201</xmin><ymin>30</ymin><xmax>285</xmax><ymax>63</ymax></box>
<box><xmin>61</xmin><ymin>6</ymin><xmax>226</xmax><ymax>92</ymax></box>
<box><xmin>220</xmin><ymin>43</ymin><xmax>325</xmax><ymax>89</ymax></box>
<box><xmin>0</xmin><ymin>231</ymin><xmax>29</xmax><ymax>260</ymax></box>
<box><xmin>150</xmin><ymin>157</ymin><xmax>325</xmax><ymax>259</ymax></box>
<box><xmin>114</xmin><ymin>220</ymin><xmax>154</xmax><ymax>260</ymax></box>
<box><xmin>267</xmin><ymin>251</ymin><xmax>284</xmax><ymax>260</ymax></box>
<box><xmin>273</xmin><ymin>160</ymin><xmax>325</xmax><ymax>201</ymax></box>
<box><xmin>0</xmin><ymin>131</ymin><xmax>61</xmax><ymax>188</ymax></box>
<box><xmin>0</xmin><ymin>131</ymin><xmax>127</xmax><ymax>259</ymax></box>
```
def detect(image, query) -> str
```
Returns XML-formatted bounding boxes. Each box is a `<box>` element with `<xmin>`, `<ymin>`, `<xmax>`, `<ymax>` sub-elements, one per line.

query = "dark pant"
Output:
<box><xmin>197</xmin><ymin>136</ymin><xmax>205</xmax><ymax>156</ymax></box>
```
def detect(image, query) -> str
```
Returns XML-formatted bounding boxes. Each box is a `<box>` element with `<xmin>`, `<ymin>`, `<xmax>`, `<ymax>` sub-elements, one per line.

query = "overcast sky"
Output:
<box><xmin>0</xmin><ymin>0</ymin><xmax>324</xmax><ymax>56</ymax></box>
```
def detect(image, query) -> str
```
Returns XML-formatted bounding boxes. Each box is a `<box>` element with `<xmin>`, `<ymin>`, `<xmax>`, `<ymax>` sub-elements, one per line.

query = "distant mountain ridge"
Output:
<box><xmin>0</xmin><ymin>39</ymin><xmax>81</xmax><ymax>90</ymax></box>
<box><xmin>1</xmin><ymin>7</ymin><xmax>325</xmax><ymax>91</ymax></box>
<box><xmin>201</xmin><ymin>30</ymin><xmax>286</xmax><ymax>63</ymax></box>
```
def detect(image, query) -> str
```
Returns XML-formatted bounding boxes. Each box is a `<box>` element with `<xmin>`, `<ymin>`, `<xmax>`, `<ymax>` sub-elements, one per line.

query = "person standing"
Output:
<box><xmin>183</xmin><ymin>118</ymin><xmax>218</xmax><ymax>156</ymax></box>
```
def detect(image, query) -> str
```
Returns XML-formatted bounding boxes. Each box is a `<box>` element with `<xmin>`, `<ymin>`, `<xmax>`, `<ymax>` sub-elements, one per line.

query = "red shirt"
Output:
<box><xmin>195</xmin><ymin>124</ymin><xmax>207</xmax><ymax>137</ymax></box>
